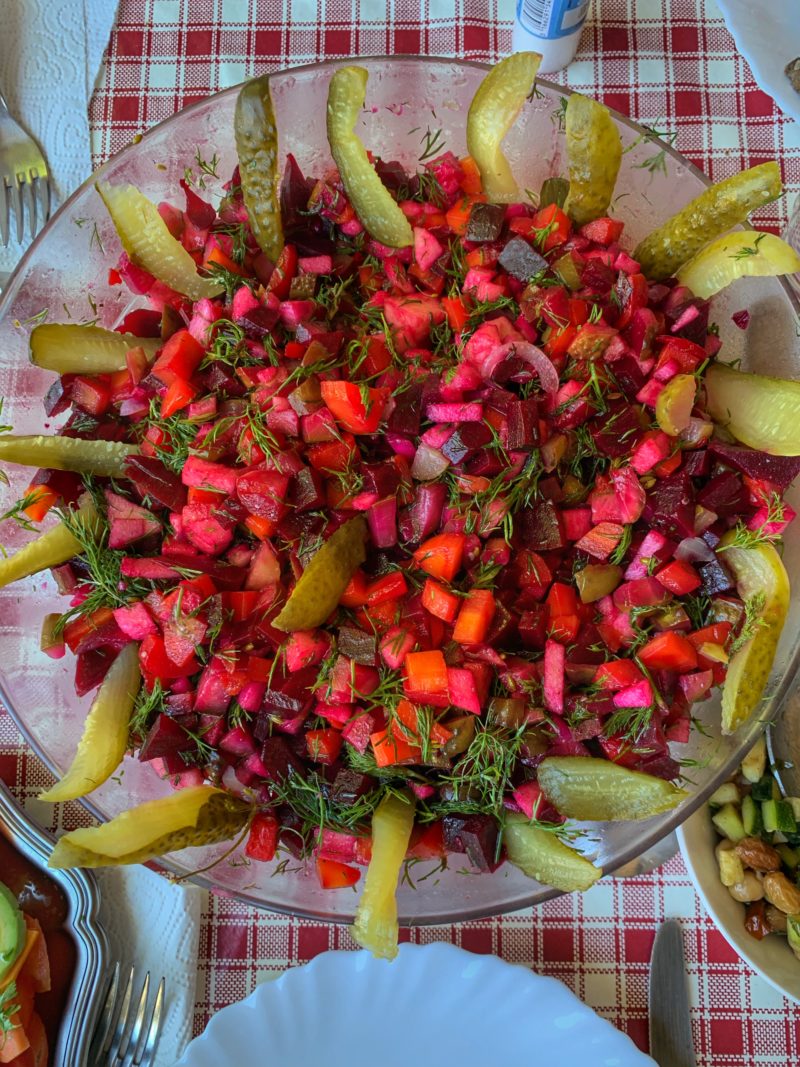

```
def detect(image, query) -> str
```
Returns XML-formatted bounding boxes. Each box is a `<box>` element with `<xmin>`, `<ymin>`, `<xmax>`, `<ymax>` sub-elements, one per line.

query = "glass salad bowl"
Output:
<box><xmin>0</xmin><ymin>56</ymin><xmax>798</xmax><ymax>924</ymax></box>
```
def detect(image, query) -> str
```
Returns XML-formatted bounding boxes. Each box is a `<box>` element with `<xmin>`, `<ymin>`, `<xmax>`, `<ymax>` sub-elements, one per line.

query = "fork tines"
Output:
<box><xmin>89</xmin><ymin>963</ymin><xmax>166</xmax><ymax>1067</ymax></box>
<box><xmin>0</xmin><ymin>170</ymin><xmax>51</xmax><ymax>246</ymax></box>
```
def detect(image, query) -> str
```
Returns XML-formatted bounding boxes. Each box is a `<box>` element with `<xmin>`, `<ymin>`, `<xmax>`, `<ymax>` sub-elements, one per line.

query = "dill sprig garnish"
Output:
<box><xmin>53</xmin><ymin>502</ymin><xmax>151</xmax><ymax>635</ymax></box>
<box><xmin>427</xmin><ymin>720</ymin><xmax>528</xmax><ymax>819</ymax></box>
<box><xmin>729</xmin><ymin>591</ymin><xmax>767</xmax><ymax>657</ymax></box>
<box><xmin>719</xmin><ymin>494</ymin><xmax>786</xmax><ymax>552</ymax></box>
<box><xmin>0</xmin><ymin>982</ymin><xmax>20</xmax><ymax>1038</ymax></box>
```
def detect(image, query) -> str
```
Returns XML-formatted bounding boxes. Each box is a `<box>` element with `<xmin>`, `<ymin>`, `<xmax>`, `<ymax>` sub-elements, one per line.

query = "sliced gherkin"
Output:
<box><xmin>326</xmin><ymin>67</ymin><xmax>413</xmax><ymax>248</ymax></box>
<box><xmin>234</xmin><ymin>75</ymin><xmax>284</xmax><ymax>262</ymax></box>
<box><xmin>0</xmin><ymin>497</ymin><xmax>99</xmax><ymax>590</ymax></box>
<box><xmin>466</xmin><ymin>51</ymin><xmax>542</xmax><ymax>203</ymax></box>
<box><xmin>704</xmin><ymin>363</ymin><xmax>800</xmax><ymax>455</ymax></box>
<box><xmin>97</xmin><ymin>182</ymin><xmax>224</xmax><ymax>301</ymax></box>
<box><xmin>30</xmin><ymin>323</ymin><xmax>160</xmax><ymax>375</ymax></box>
<box><xmin>48</xmin><ymin>787</ymin><xmax>252</xmax><ymax>868</ymax></box>
<box><xmin>633</xmin><ymin>162</ymin><xmax>782</xmax><ymax>281</ymax></box>
<box><xmin>537</xmin><ymin>757</ymin><xmax>686</xmax><ymax>820</ymax></box>
<box><xmin>676</xmin><ymin>230</ymin><xmax>800</xmax><ymax>299</ymax></box>
<box><xmin>352</xmin><ymin>792</ymin><xmax>415</xmax><ymax>959</ymax></box>
<box><xmin>0</xmin><ymin>434</ymin><xmax>138</xmax><ymax>477</ymax></box>
<box><xmin>562</xmin><ymin>93</ymin><xmax>622</xmax><ymax>226</ymax></box>
<box><xmin>40</xmin><ymin>643</ymin><xmax>141</xmax><ymax>802</ymax></box>
<box><xmin>273</xmin><ymin>515</ymin><xmax>368</xmax><ymax>631</ymax></box>
<box><xmin>504</xmin><ymin>812</ymin><xmax>602</xmax><ymax>892</ymax></box>
<box><xmin>717</xmin><ymin>534</ymin><xmax>790</xmax><ymax>734</ymax></box>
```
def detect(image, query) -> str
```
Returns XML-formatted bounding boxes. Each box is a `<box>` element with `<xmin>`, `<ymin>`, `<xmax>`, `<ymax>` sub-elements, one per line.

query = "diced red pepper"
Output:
<box><xmin>140</xmin><ymin>633</ymin><xmax>200</xmax><ymax>680</ymax></box>
<box><xmin>638</xmin><ymin>632</ymin><xmax>698</xmax><ymax>672</ymax></box>
<box><xmin>151</xmin><ymin>329</ymin><xmax>205</xmax><ymax>385</ymax></box>
<box><xmin>593</xmin><ymin>659</ymin><xmax>646</xmax><ymax>690</ymax></box>
<box><xmin>306</xmin><ymin>728</ymin><xmax>343</xmax><ymax>765</ymax></box>
<box><xmin>320</xmin><ymin>381</ymin><xmax>390</xmax><ymax>435</ymax></box>
<box><xmin>545</xmin><ymin>581</ymin><xmax>578</xmax><ymax>618</ymax></box>
<box><xmin>412</xmin><ymin>533</ymin><xmax>465</xmax><ymax>582</ymax></box>
<box><xmin>445</xmin><ymin>194</ymin><xmax>485</xmax><ymax>236</ymax></box>
<box><xmin>687</xmin><ymin>623</ymin><xmax>733</xmax><ymax>649</ymax></box>
<box><xmin>316</xmin><ymin>856</ymin><xmax>360</xmax><ymax>889</ymax></box>
<box><xmin>220</xmin><ymin>590</ymin><xmax>261</xmax><ymax>622</ymax></box>
<box><xmin>161</xmin><ymin>376</ymin><xmax>197</xmax><ymax>418</ymax></box>
<box><xmin>406</xmin><ymin>820</ymin><xmax>446</xmax><ymax>860</ymax></box>
<box><xmin>510</xmin><ymin>203</ymin><xmax>571</xmax><ymax>251</ymax></box>
<box><xmin>442</xmin><ymin>295</ymin><xmax>469</xmax><ymax>332</ymax></box>
<box><xmin>365</xmin><ymin>571</ymin><xmax>408</xmax><ymax>606</ymax></box>
<box><xmin>395</xmin><ymin>699</ymin><xmax>452</xmax><ymax>747</ymax></box>
<box><xmin>655</xmin><ymin>336</ymin><xmax>706</xmax><ymax>373</ymax></box>
<box><xmin>307</xmin><ymin>434</ymin><xmax>358</xmax><ymax>473</ymax></box>
<box><xmin>616</xmin><ymin>272</ymin><xmax>648</xmax><ymax>329</ymax></box>
<box><xmin>244</xmin><ymin>514</ymin><xmax>277</xmax><ymax>540</ymax></box>
<box><xmin>655</xmin><ymin>560</ymin><xmax>702</xmax><ymax>595</ymax></box>
<box><xmin>452</xmin><ymin>589</ymin><xmax>495</xmax><ymax>645</ymax></box>
<box><xmin>421</xmin><ymin>579</ymin><xmax>460</xmax><ymax>623</ymax></box>
<box><xmin>548</xmin><ymin>613</ymin><xmax>580</xmax><ymax>643</ymax></box>
<box><xmin>339</xmin><ymin>569</ymin><xmax>370</xmax><ymax>608</ymax></box>
<box><xmin>267</xmin><ymin>244</ymin><xmax>298</xmax><ymax>299</ymax></box>
<box><xmin>245</xmin><ymin>812</ymin><xmax>279</xmax><ymax>862</ymax></box>
<box><xmin>204</xmin><ymin>244</ymin><xmax>247</xmax><ymax>276</ymax></box>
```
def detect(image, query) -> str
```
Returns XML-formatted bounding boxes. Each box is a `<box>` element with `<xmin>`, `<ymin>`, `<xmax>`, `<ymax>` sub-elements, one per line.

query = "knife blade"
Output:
<box><xmin>649</xmin><ymin>920</ymin><xmax>697</xmax><ymax>1067</ymax></box>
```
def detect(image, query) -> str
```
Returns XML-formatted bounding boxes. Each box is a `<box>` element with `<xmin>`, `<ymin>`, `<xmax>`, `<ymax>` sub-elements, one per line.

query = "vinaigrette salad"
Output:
<box><xmin>1</xmin><ymin>54</ymin><xmax>800</xmax><ymax>959</ymax></box>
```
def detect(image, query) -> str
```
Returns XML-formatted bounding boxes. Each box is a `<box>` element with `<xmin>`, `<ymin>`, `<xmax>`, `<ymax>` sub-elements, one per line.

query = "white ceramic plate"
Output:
<box><xmin>175</xmin><ymin>942</ymin><xmax>654</xmax><ymax>1067</ymax></box>
<box><xmin>717</xmin><ymin>0</ymin><xmax>800</xmax><ymax>123</ymax></box>
<box><xmin>677</xmin><ymin>806</ymin><xmax>800</xmax><ymax>1004</ymax></box>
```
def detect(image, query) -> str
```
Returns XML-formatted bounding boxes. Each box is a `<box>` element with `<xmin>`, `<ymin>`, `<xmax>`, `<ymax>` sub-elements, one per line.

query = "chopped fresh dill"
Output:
<box><xmin>729</xmin><ymin>591</ymin><xmax>767</xmax><ymax>657</ymax></box>
<box><xmin>730</xmin><ymin>233</ymin><xmax>767</xmax><ymax>261</ymax></box>
<box><xmin>417</xmin><ymin>126</ymin><xmax>446</xmax><ymax>163</ymax></box>
<box><xmin>604</xmin><ymin>704</ymin><xmax>654</xmax><ymax>743</ymax></box>
<box><xmin>719</xmin><ymin>494</ymin><xmax>786</xmax><ymax>552</ymax></box>
<box><xmin>609</xmin><ymin>524</ymin><xmax>633</xmax><ymax>565</ymax></box>
<box><xmin>0</xmin><ymin>981</ymin><xmax>20</xmax><ymax>1037</ymax></box>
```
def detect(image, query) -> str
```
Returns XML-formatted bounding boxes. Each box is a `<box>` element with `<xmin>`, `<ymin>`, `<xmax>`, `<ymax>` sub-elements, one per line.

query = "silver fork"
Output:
<box><xmin>89</xmin><ymin>963</ymin><xmax>166</xmax><ymax>1067</ymax></box>
<box><xmin>0</xmin><ymin>87</ymin><xmax>52</xmax><ymax>245</ymax></box>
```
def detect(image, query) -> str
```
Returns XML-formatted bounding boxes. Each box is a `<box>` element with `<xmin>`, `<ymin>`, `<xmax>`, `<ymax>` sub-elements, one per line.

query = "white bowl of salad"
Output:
<box><xmin>1</xmin><ymin>54</ymin><xmax>800</xmax><ymax>954</ymax></box>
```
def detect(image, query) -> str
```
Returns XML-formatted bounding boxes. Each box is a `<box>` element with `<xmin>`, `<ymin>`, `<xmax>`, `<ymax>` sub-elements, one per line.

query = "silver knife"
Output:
<box><xmin>0</xmin><ymin>271</ymin><xmax>9</xmax><ymax>291</ymax></box>
<box><xmin>649</xmin><ymin>920</ymin><xmax>697</xmax><ymax>1067</ymax></box>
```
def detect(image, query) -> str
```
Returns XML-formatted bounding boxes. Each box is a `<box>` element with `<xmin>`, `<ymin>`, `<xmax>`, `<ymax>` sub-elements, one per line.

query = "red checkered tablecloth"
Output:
<box><xmin>3</xmin><ymin>0</ymin><xmax>800</xmax><ymax>1063</ymax></box>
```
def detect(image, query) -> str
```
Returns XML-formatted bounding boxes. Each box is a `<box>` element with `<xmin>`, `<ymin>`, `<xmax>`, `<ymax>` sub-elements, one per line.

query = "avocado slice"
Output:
<box><xmin>0</xmin><ymin>883</ymin><xmax>25</xmax><ymax>983</ymax></box>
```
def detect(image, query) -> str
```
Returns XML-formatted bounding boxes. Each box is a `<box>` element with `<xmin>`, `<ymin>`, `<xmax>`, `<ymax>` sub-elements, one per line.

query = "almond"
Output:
<box><xmin>763</xmin><ymin>871</ymin><xmax>800</xmax><ymax>915</ymax></box>
<box><xmin>735</xmin><ymin>836</ymin><xmax>781</xmax><ymax>872</ymax></box>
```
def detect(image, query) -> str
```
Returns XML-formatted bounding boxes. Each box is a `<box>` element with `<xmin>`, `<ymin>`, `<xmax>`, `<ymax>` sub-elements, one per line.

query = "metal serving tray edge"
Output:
<box><xmin>0</xmin><ymin>779</ymin><xmax>108</xmax><ymax>1067</ymax></box>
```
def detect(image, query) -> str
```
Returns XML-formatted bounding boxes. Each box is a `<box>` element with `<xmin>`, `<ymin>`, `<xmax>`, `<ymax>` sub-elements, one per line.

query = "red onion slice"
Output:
<box><xmin>482</xmin><ymin>340</ymin><xmax>560</xmax><ymax>396</ymax></box>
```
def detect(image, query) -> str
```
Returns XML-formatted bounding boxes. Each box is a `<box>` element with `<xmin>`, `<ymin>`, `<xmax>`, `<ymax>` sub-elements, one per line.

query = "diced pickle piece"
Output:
<box><xmin>40</xmin><ymin>643</ymin><xmax>140</xmax><ymax>802</ymax></box>
<box><xmin>48</xmin><ymin>786</ymin><xmax>251</xmax><ymax>868</ymax></box>
<box><xmin>676</xmin><ymin>230</ymin><xmax>800</xmax><ymax>299</ymax></box>
<box><xmin>0</xmin><ymin>434</ymin><xmax>137</xmax><ymax>476</ymax></box>
<box><xmin>466</xmin><ymin>51</ymin><xmax>542</xmax><ymax>203</ymax></box>
<box><xmin>97</xmin><ymin>182</ymin><xmax>224</xmax><ymax>301</ymax></box>
<box><xmin>0</xmin><ymin>497</ymin><xmax>98</xmax><ymax>590</ymax></box>
<box><xmin>326</xmin><ymin>67</ymin><xmax>413</xmax><ymax>248</ymax></box>
<box><xmin>717</xmin><ymin>534</ymin><xmax>790</xmax><ymax>733</ymax></box>
<box><xmin>633</xmin><ymin>162</ymin><xmax>782</xmax><ymax>281</ymax></box>
<box><xmin>352</xmin><ymin>792</ymin><xmax>415</xmax><ymax>959</ymax></box>
<box><xmin>705</xmin><ymin>362</ymin><xmax>800</xmax><ymax>456</ymax></box>
<box><xmin>273</xmin><ymin>515</ymin><xmax>368</xmax><ymax>631</ymax></box>
<box><xmin>537</xmin><ymin>757</ymin><xmax>686</xmax><ymax>820</ymax></box>
<box><xmin>562</xmin><ymin>94</ymin><xmax>622</xmax><ymax>226</ymax></box>
<box><xmin>504</xmin><ymin>812</ymin><xmax>601</xmax><ymax>892</ymax></box>
<box><xmin>655</xmin><ymin>373</ymin><xmax>696</xmax><ymax>436</ymax></box>
<box><xmin>234</xmin><ymin>75</ymin><xmax>284</xmax><ymax>262</ymax></box>
<box><xmin>30</xmin><ymin>323</ymin><xmax>160</xmax><ymax>375</ymax></box>
<box><xmin>575</xmin><ymin>563</ymin><xmax>623</xmax><ymax>603</ymax></box>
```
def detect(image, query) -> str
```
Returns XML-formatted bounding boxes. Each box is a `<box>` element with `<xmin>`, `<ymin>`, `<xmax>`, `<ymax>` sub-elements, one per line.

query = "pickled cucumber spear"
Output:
<box><xmin>30</xmin><ymin>323</ymin><xmax>160</xmax><ymax>375</ymax></box>
<box><xmin>504</xmin><ymin>813</ymin><xmax>601</xmax><ymax>892</ymax></box>
<box><xmin>235</xmin><ymin>75</ymin><xmax>284</xmax><ymax>262</ymax></box>
<box><xmin>717</xmin><ymin>535</ymin><xmax>790</xmax><ymax>734</ymax></box>
<box><xmin>705</xmin><ymin>364</ymin><xmax>800</xmax><ymax>455</ymax></box>
<box><xmin>537</xmin><ymin>757</ymin><xmax>686</xmax><ymax>821</ymax></box>
<box><xmin>48</xmin><ymin>786</ymin><xmax>252</xmax><ymax>868</ymax></box>
<box><xmin>0</xmin><ymin>435</ymin><xmax>137</xmax><ymax>477</ymax></box>
<box><xmin>97</xmin><ymin>182</ymin><xmax>224</xmax><ymax>301</ymax></box>
<box><xmin>326</xmin><ymin>67</ymin><xmax>413</xmax><ymax>248</ymax></box>
<box><xmin>633</xmin><ymin>162</ymin><xmax>782</xmax><ymax>280</ymax></box>
<box><xmin>40</xmin><ymin>643</ymin><xmax>141</xmax><ymax>802</ymax></box>
<box><xmin>466</xmin><ymin>51</ymin><xmax>541</xmax><ymax>203</ymax></box>
<box><xmin>563</xmin><ymin>93</ymin><xmax>622</xmax><ymax>225</ymax></box>
<box><xmin>676</xmin><ymin>230</ymin><xmax>800</xmax><ymax>299</ymax></box>
<box><xmin>273</xmin><ymin>515</ymin><xmax>367</xmax><ymax>631</ymax></box>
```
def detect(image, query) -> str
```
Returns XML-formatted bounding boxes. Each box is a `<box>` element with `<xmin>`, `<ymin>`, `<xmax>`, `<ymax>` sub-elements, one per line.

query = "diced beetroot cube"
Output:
<box><xmin>284</xmin><ymin>629</ymin><xmax>332</xmax><ymax>672</ymax></box>
<box><xmin>315</xmin><ymin>702</ymin><xmax>354</xmax><ymax>728</ymax></box>
<box><xmin>182</xmin><ymin>455</ymin><xmax>238</xmax><ymax>495</ymax></box>
<box><xmin>125</xmin><ymin>453</ymin><xmax>189</xmax><ymax>512</ymax></box>
<box><xmin>74</xmin><ymin>647</ymin><xmax>117</xmax><ymax>696</ymax></box>
<box><xmin>543</xmin><ymin>638</ymin><xmax>565</xmax><ymax>714</ymax></box>
<box><xmin>624</xmin><ymin>530</ymin><xmax>674</xmax><ymax>579</ymax></box>
<box><xmin>235</xmin><ymin>750</ymin><xmax>271</xmax><ymax>786</ymax></box>
<box><xmin>612</xmin><ymin>578</ymin><xmax>669</xmax><ymax>610</ymax></box>
<box><xmin>238</xmin><ymin>681</ymin><xmax>266</xmax><ymax>713</ymax></box>
<box><xmin>181</xmin><ymin>502</ymin><xmax>235</xmax><ymax>555</ymax></box>
<box><xmin>562</xmin><ymin>507</ymin><xmax>592</xmax><ymax>541</ymax></box>
<box><xmin>112</xmin><ymin>602</ymin><xmax>157</xmax><ymax>640</ymax></box>
<box><xmin>194</xmin><ymin>666</ymin><xmax>231</xmax><ymax>715</ymax></box>
<box><xmin>630</xmin><ymin>431</ymin><xmax>672</xmax><ymax>474</ymax></box>
<box><xmin>244</xmin><ymin>541</ymin><xmax>281</xmax><ymax>590</ymax></box>
<box><xmin>612</xmin><ymin>679</ymin><xmax>654</xmax><ymax>708</ymax></box>
<box><xmin>575</xmin><ymin>521</ymin><xmax>624</xmax><ymax>561</ymax></box>
<box><xmin>447</xmin><ymin>667</ymin><xmax>482</xmax><ymax>715</ymax></box>
<box><xmin>219</xmin><ymin>724</ymin><xmax>258</xmax><ymax>758</ymax></box>
<box><xmin>342</xmin><ymin>712</ymin><xmax>376</xmax><ymax>753</ymax></box>
<box><xmin>379</xmin><ymin>626</ymin><xmax>415</xmax><ymax>669</ymax></box>
<box><xmin>231</xmin><ymin>285</ymin><xmax>262</xmax><ymax>322</ymax></box>
<box><xmin>139</xmin><ymin>713</ymin><xmax>195</xmax><ymax>762</ymax></box>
